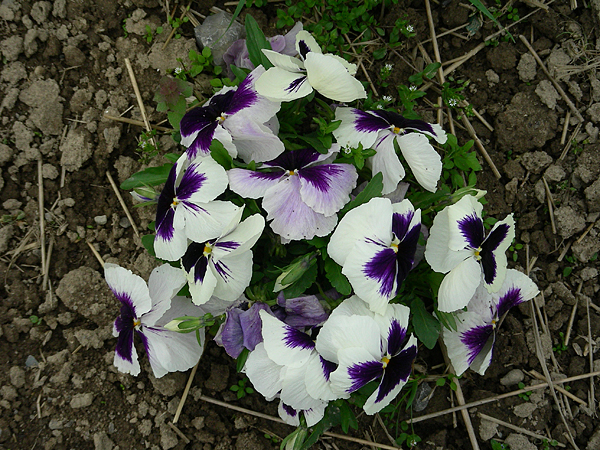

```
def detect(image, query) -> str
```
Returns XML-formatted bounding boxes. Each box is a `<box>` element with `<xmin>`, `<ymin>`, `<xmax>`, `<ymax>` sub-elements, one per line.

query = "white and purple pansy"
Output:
<box><xmin>333</xmin><ymin>107</ymin><xmax>447</xmax><ymax>194</ymax></box>
<box><xmin>255</xmin><ymin>30</ymin><xmax>366</xmax><ymax>102</ymax></box>
<box><xmin>228</xmin><ymin>146</ymin><xmax>358</xmax><ymax>241</ymax></box>
<box><xmin>180</xmin><ymin>66</ymin><xmax>284</xmax><ymax>163</ymax></box>
<box><xmin>315</xmin><ymin>297</ymin><xmax>417</xmax><ymax>415</ymax></box>
<box><xmin>328</xmin><ymin>197</ymin><xmax>422</xmax><ymax>314</ymax></box>
<box><xmin>424</xmin><ymin>194</ymin><xmax>515</xmax><ymax>313</ymax></box>
<box><xmin>442</xmin><ymin>269</ymin><xmax>539</xmax><ymax>375</ymax></box>
<box><xmin>154</xmin><ymin>155</ymin><xmax>239</xmax><ymax>261</ymax></box>
<box><xmin>105</xmin><ymin>263</ymin><xmax>205</xmax><ymax>378</ymax></box>
<box><xmin>180</xmin><ymin>207</ymin><xmax>265</xmax><ymax>306</ymax></box>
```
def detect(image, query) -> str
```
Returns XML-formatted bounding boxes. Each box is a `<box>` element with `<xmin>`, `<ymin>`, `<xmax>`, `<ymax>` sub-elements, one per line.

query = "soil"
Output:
<box><xmin>1</xmin><ymin>0</ymin><xmax>599</xmax><ymax>449</ymax></box>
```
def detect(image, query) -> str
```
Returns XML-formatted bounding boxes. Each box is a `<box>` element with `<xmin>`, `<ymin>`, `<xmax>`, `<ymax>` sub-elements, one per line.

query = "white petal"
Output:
<box><xmin>183</xmin><ymin>201</ymin><xmax>240</xmax><ymax>244</ymax></box>
<box><xmin>437</xmin><ymin>257</ymin><xmax>482</xmax><ymax>312</ymax></box>
<box><xmin>224</xmin><ymin>117</ymin><xmax>285</xmax><ymax>163</ymax></box>
<box><xmin>182</xmin><ymin>157</ymin><xmax>229</xmax><ymax>204</ymax></box>
<box><xmin>255</xmin><ymin>66</ymin><xmax>312</xmax><ymax>102</ymax></box>
<box><xmin>442</xmin><ymin>311</ymin><xmax>491</xmax><ymax>376</ymax></box>
<box><xmin>315</xmin><ymin>314</ymin><xmax>381</xmax><ymax>364</ymax></box>
<box><xmin>333</xmin><ymin>107</ymin><xmax>379</xmax><ymax>150</ymax></box>
<box><xmin>262</xmin><ymin>49</ymin><xmax>304</xmax><ymax>71</ymax></box>
<box><xmin>142</xmin><ymin>264</ymin><xmax>187</xmax><ymax>327</ymax></box>
<box><xmin>212</xmin><ymin>214</ymin><xmax>265</xmax><ymax>258</ymax></box>
<box><xmin>187</xmin><ymin>261</ymin><xmax>218</xmax><ymax>306</ymax></box>
<box><xmin>327</xmin><ymin>53</ymin><xmax>357</xmax><ymax>75</ymax></box>
<box><xmin>104</xmin><ymin>263</ymin><xmax>152</xmax><ymax>317</ymax></box>
<box><xmin>211</xmin><ymin>252</ymin><xmax>253</xmax><ymax>302</ymax></box>
<box><xmin>397</xmin><ymin>133</ymin><xmax>442</xmax><ymax>193</ymax></box>
<box><xmin>368</xmin><ymin>132</ymin><xmax>406</xmax><ymax>195</ymax></box>
<box><xmin>497</xmin><ymin>269</ymin><xmax>539</xmax><ymax>304</ymax></box>
<box><xmin>281</xmin><ymin>364</ymin><xmax>317</xmax><ymax>410</ymax></box>
<box><xmin>447</xmin><ymin>195</ymin><xmax>484</xmax><ymax>251</ymax></box>
<box><xmin>327</xmin><ymin>197</ymin><xmax>392</xmax><ymax>266</ymax></box>
<box><xmin>298</xmin><ymin>163</ymin><xmax>357</xmax><ymax>216</ymax></box>
<box><xmin>430</xmin><ymin>123</ymin><xmax>448</xmax><ymax>144</ymax></box>
<box><xmin>153</xmin><ymin>226</ymin><xmax>189</xmax><ymax>262</ymax></box>
<box><xmin>113</xmin><ymin>342</ymin><xmax>141</xmax><ymax>376</ymax></box>
<box><xmin>329</xmin><ymin>346</ymin><xmax>380</xmax><ymax>398</ymax></box>
<box><xmin>260</xmin><ymin>310</ymin><xmax>314</xmax><ymax>367</ymax></box>
<box><xmin>303</xmin><ymin>402</ymin><xmax>327</xmax><ymax>427</ymax></box>
<box><xmin>295</xmin><ymin>30</ymin><xmax>322</xmax><ymax>54</ymax></box>
<box><xmin>213</xmin><ymin>125</ymin><xmax>238</xmax><ymax>159</ymax></box>
<box><xmin>244</xmin><ymin>342</ymin><xmax>283</xmax><ymax>399</ymax></box>
<box><xmin>304</xmin><ymin>353</ymin><xmax>338</xmax><ymax>402</ymax></box>
<box><xmin>484</xmin><ymin>214</ymin><xmax>515</xmax><ymax>293</ymax></box>
<box><xmin>278</xmin><ymin>401</ymin><xmax>300</xmax><ymax>426</ymax></box>
<box><xmin>425</xmin><ymin>206</ymin><xmax>473</xmax><ymax>273</ymax></box>
<box><xmin>228</xmin><ymin>168</ymin><xmax>282</xmax><ymax>199</ymax></box>
<box><xmin>304</xmin><ymin>53</ymin><xmax>366</xmax><ymax>102</ymax></box>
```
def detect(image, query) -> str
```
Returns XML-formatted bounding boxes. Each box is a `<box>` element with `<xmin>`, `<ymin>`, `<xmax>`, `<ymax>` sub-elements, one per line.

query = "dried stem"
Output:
<box><xmin>37</xmin><ymin>159</ymin><xmax>47</xmax><ymax>289</ymax></box>
<box><xmin>527</xmin><ymin>370</ymin><xmax>587</xmax><ymax>406</ymax></box>
<box><xmin>478</xmin><ymin>413</ymin><xmax>565</xmax><ymax>446</ymax></box>
<box><xmin>106</xmin><ymin>171</ymin><xmax>140</xmax><ymax>238</ymax></box>
<box><xmin>103</xmin><ymin>114</ymin><xmax>171</xmax><ymax>132</ymax></box>
<box><xmin>173</xmin><ymin>361</ymin><xmax>199</xmax><ymax>424</ymax></box>
<box><xmin>86</xmin><ymin>241</ymin><xmax>105</xmax><ymax>268</ymax></box>
<box><xmin>459</xmin><ymin>111</ymin><xmax>502</xmax><ymax>179</ymax></box>
<box><xmin>124</xmin><ymin>58</ymin><xmax>157</xmax><ymax>148</ymax></box>
<box><xmin>542</xmin><ymin>177</ymin><xmax>557</xmax><ymax>234</ymax></box>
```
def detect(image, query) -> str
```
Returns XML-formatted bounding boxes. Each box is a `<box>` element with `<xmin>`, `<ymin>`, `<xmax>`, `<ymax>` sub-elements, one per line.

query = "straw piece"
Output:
<box><xmin>559</xmin><ymin>122</ymin><xmax>582</xmax><ymax>161</ymax></box>
<box><xmin>528</xmin><ymin>370</ymin><xmax>587</xmax><ymax>406</ymax></box>
<box><xmin>106</xmin><ymin>171</ymin><xmax>140</xmax><ymax>238</ymax></box>
<box><xmin>575</xmin><ymin>219</ymin><xmax>598</xmax><ymax>244</ymax></box>
<box><xmin>43</xmin><ymin>236</ymin><xmax>54</xmax><ymax>291</ymax></box>
<box><xmin>478</xmin><ymin>413</ymin><xmax>565</xmax><ymax>446</ymax></box>
<box><xmin>168</xmin><ymin>422</ymin><xmax>190</xmax><ymax>444</ymax></box>
<box><xmin>173</xmin><ymin>362</ymin><xmax>199</xmax><ymax>424</ymax></box>
<box><xmin>542</xmin><ymin>177</ymin><xmax>557</xmax><ymax>235</ymax></box>
<box><xmin>459</xmin><ymin>111</ymin><xmax>502</xmax><ymax>179</ymax></box>
<box><xmin>585</xmin><ymin>296</ymin><xmax>596</xmax><ymax>411</ymax></box>
<box><xmin>86</xmin><ymin>241</ymin><xmax>105</xmax><ymax>268</ymax></box>
<box><xmin>124</xmin><ymin>58</ymin><xmax>157</xmax><ymax>148</ymax></box>
<box><xmin>407</xmin><ymin>370</ymin><xmax>600</xmax><ymax>424</ymax></box>
<box><xmin>37</xmin><ymin>159</ymin><xmax>47</xmax><ymax>288</ymax></box>
<box><xmin>560</xmin><ymin>111</ymin><xmax>571</xmax><ymax>145</ymax></box>
<box><xmin>103</xmin><ymin>114</ymin><xmax>171</xmax><ymax>132</ymax></box>
<box><xmin>519</xmin><ymin>35</ymin><xmax>584</xmax><ymax>122</ymax></box>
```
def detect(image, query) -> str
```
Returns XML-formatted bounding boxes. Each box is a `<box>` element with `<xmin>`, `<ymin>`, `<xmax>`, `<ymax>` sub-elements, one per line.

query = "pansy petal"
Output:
<box><xmin>255</xmin><ymin>66</ymin><xmax>312</xmax><ymax>102</ymax></box>
<box><xmin>260</xmin><ymin>310</ymin><xmax>314</xmax><ymax>367</ymax></box>
<box><xmin>215</xmin><ymin>308</ymin><xmax>244</xmax><ymax>358</ymax></box>
<box><xmin>328</xmin><ymin>197</ymin><xmax>393</xmax><ymax>266</ymax></box>
<box><xmin>239</xmin><ymin>303</ymin><xmax>272</xmax><ymax>352</ymax></box>
<box><xmin>211</xmin><ymin>251</ymin><xmax>253</xmax><ymax>302</ymax></box>
<box><xmin>281</xmin><ymin>364</ymin><xmax>317</xmax><ymax>410</ymax></box>
<box><xmin>496</xmin><ymin>269</ymin><xmax>539</xmax><ymax>317</ymax></box>
<box><xmin>429</xmin><ymin>123</ymin><xmax>448</xmax><ymax>144</ymax></box>
<box><xmin>396</xmin><ymin>132</ymin><xmax>442</xmax><ymax>193</ymax></box>
<box><xmin>328</xmin><ymin>53</ymin><xmax>358</xmax><ymax>75</ymax></box>
<box><xmin>104</xmin><ymin>263</ymin><xmax>152</xmax><ymax>317</ymax></box>
<box><xmin>342</xmin><ymin>238</ymin><xmax>396</xmax><ymax>314</ymax></box>
<box><xmin>261</xmin><ymin>49</ymin><xmax>304</xmax><ymax>72</ymax></box>
<box><xmin>469</xmin><ymin>332</ymin><xmax>495</xmax><ymax>375</ymax></box>
<box><xmin>278</xmin><ymin>401</ymin><xmax>300</xmax><ymax>426</ymax></box>
<box><xmin>305</xmin><ymin>354</ymin><xmax>338</xmax><ymax>402</ymax></box>
<box><xmin>113</xmin><ymin>330</ymin><xmax>140</xmax><ymax>376</ymax></box>
<box><xmin>186</xmin><ymin>257</ymin><xmax>219</xmax><ymax>306</ymax></box>
<box><xmin>364</xmin><ymin>335</ymin><xmax>417</xmax><ymax>414</ymax></box>
<box><xmin>295</xmin><ymin>30</ymin><xmax>322</xmax><ymax>56</ymax></box>
<box><xmin>154</xmin><ymin>220</ymin><xmax>189</xmax><ymax>261</ymax></box>
<box><xmin>244</xmin><ymin>342</ymin><xmax>284</xmax><ymax>399</ymax></box>
<box><xmin>298</xmin><ymin>163</ymin><xmax>357</xmax><ymax>216</ymax></box>
<box><xmin>183</xmin><ymin>200</ymin><xmax>240</xmax><ymax>245</ymax></box>
<box><xmin>437</xmin><ymin>256</ymin><xmax>482</xmax><ymax>312</ymax></box>
<box><xmin>223</xmin><ymin>117</ymin><xmax>285</xmax><ymax>163</ymax></box>
<box><xmin>333</xmin><ymin>108</ymin><xmax>388</xmax><ymax>149</ymax></box>
<box><xmin>142</xmin><ymin>264</ymin><xmax>187</xmax><ymax>327</ymax></box>
<box><xmin>228</xmin><ymin>168</ymin><xmax>283</xmax><ymax>198</ymax></box>
<box><xmin>303</xmin><ymin>402</ymin><xmax>327</xmax><ymax>427</ymax></box>
<box><xmin>263</xmin><ymin>175</ymin><xmax>337</xmax><ymax>241</ymax></box>
<box><xmin>212</xmin><ymin>214</ymin><xmax>265</xmax><ymax>258</ymax></box>
<box><xmin>482</xmin><ymin>215</ymin><xmax>515</xmax><ymax>292</ymax></box>
<box><xmin>330</xmin><ymin>346</ymin><xmax>383</xmax><ymax>397</ymax></box>
<box><xmin>425</xmin><ymin>207</ymin><xmax>473</xmax><ymax>273</ymax></box>
<box><xmin>180</xmin><ymin>113</ymin><xmax>218</xmax><ymax>158</ymax></box>
<box><xmin>315</xmin><ymin>314</ymin><xmax>381</xmax><ymax>364</ymax></box>
<box><xmin>368</xmin><ymin>132</ymin><xmax>406</xmax><ymax>195</ymax></box>
<box><xmin>443</xmin><ymin>311</ymin><xmax>493</xmax><ymax>376</ymax></box>
<box><xmin>179</xmin><ymin>157</ymin><xmax>229</xmax><ymax>204</ymax></box>
<box><xmin>304</xmin><ymin>52</ymin><xmax>366</xmax><ymax>102</ymax></box>
<box><xmin>448</xmin><ymin>195</ymin><xmax>485</xmax><ymax>251</ymax></box>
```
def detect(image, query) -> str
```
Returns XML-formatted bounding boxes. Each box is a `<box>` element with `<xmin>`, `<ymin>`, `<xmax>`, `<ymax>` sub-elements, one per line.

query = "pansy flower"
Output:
<box><xmin>328</xmin><ymin>197</ymin><xmax>421</xmax><ymax>314</ymax></box>
<box><xmin>442</xmin><ymin>269</ymin><xmax>538</xmax><ymax>375</ymax></box>
<box><xmin>424</xmin><ymin>194</ymin><xmax>515</xmax><ymax>312</ymax></box>
<box><xmin>105</xmin><ymin>263</ymin><xmax>205</xmax><ymax>378</ymax></box>
<box><xmin>255</xmin><ymin>30</ymin><xmax>366</xmax><ymax>102</ymax></box>
<box><xmin>333</xmin><ymin>108</ymin><xmax>447</xmax><ymax>194</ymax></box>
<box><xmin>154</xmin><ymin>154</ymin><xmax>239</xmax><ymax>261</ymax></box>
<box><xmin>180</xmin><ymin>207</ymin><xmax>265</xmax><ymax>306</ymax></box>
<box><xmin>180</xmin><ymin>66</ymin><xmax>284</xmax><ymax>163</ymax></box>
<box><xmin>315</xmin><ymin>296</ymin><xmax>417</xmax><ymax>415</ymax></box>
<box><xmin>228</xmin><ymin>146</ymin><xmax>358</xmax><ymax>241</ymax></box>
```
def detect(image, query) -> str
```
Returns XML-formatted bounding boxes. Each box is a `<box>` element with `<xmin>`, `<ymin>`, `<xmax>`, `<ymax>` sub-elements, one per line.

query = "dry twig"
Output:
<box><xmin>106</xmin><ymin>171</ymin><xmax>140</xmax><ymax>238</ymax></box>
<box><xmin>478</xmin><ymin>413</ymin><xmax>565</xmax><ymax>446</ymax></box>
<box><xmin>459</xmin><ymin>111</ymin><xmax>502</xmax><ymax>179</ymax></box>
<box><xmin>124</xmin><ymin>58</ymin><xmax>157</xmax><ymax>148</ymax></box>
<box><xmin>173</xmin><ymin>361</ymin><xmax>199</xmax><ymax>424</ymax></box>
<box><xmin>37</xmin><ymin>159</ymin><xmax>47</xmax><ymax>288</ymax></box>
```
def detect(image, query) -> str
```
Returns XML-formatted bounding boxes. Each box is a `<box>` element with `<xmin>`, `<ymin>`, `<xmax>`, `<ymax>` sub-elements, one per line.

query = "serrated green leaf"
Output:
<box><xmin>340</xmin><ymin>172</ymin><xmax>383</xmax><ymax>215</ymax></box>
<box><xmin>411</xmin><ymin>298</ymin><xmax>441</xmax><ymax>349</ymax></box>
<box><xmin>120</xmin><ymin>163</ymin><xmax>173</xmax><ymax>190</ymax></box>
<box><xmin>324</xmin><ymin>258</ymin><xmax>352</xmax><ymax>295</ymax></box>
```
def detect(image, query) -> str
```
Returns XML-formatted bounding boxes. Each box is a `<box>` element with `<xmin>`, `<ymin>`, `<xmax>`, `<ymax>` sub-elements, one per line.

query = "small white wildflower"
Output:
<box><xmin>342</xmin><ymin>145</ymin><xmax>352</xmax><ymax>155</ymax></box>
<box><xmin>174</xmin><ymin>67</ymin><xmax>183</xmax><ymax>74</ymax></box>
<box><xmin>448</xmin><ymin>98</ymin><xmax>459</xmax><ymax>107</ymax></box>
<box><xmin>383</xmin><ymin>95</ymin><xmax>393</xmax><ymax>102</ymax></box>
<box><xmin>409</xmin><ymin>85</ymin><xmax>417</xmax><ymax>91</ymax></box>
<box><xmin>384</xmin><ymin>63</ymin><xmax>393</xmax><ymax>71</ymax></box>
<box><xmin>406</xmin><ymin>25</ymin><xmax>414</xmax><ymax>33</ymax></box>
<box><xmin>376</xmin><ymin>104</ymin><xmax>384</xmax><ymax>110</ymax></box>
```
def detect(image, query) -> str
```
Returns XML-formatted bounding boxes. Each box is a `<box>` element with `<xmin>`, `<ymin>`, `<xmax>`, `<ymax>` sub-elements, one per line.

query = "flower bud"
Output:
<box><xmin>273</xmin><ymin>252</ymin><xmax>318</xmax><ymax>292</ymax></box>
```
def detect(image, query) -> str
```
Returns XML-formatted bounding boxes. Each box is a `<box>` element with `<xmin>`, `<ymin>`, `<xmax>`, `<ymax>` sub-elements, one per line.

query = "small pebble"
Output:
<box><xmin>94</xmin><ymin>215</ymin><xmax>107</xmax><ymax>225</ymax></box>
<box><xmin>25</xmin><ymin>355</ymin><xmax>38</xmax><ymax>368</ymax></box>
<box><xmin>119</xmin><ymin>216</ymin><xmax>131</xmax><ymax>228</ymax></box>
<box><xmin>500</xmin><ymin>368</ymin><xmax>524</xmax><ymax>386</ymax></box>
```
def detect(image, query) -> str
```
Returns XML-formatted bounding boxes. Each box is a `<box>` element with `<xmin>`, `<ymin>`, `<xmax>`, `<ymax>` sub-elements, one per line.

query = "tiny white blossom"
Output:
<box><xmin>376</xmin><ymin>104</ymin><xmax>384</xmax><ymax>109</ymax></box>
<box><xmin>384</xmin><ymin>63</ymin><xmax>393</xmax><ymax>71</ymax></box>
<box><xmin>174</xmin><ymin>67</ymin><xmax>183</xmax><ymax>74</ymax></box>
<box><xmin>383</xmin><ymin>95</ymin><xmax>393</xmax><ymax>102</ymax></box>
<box><xmin>406</xmin><ymin>25</ymin><xmax>414</xmax><ymax>33</ymax></box>
<box><xmin>448</xmin><ymin>98</ymin><xmax>459</xmax><ymax>107</ymax></box>
<box><xmin>409</xmin><ymin>85</ymin><xmax>417</xmax><ymax>92</ymax></box>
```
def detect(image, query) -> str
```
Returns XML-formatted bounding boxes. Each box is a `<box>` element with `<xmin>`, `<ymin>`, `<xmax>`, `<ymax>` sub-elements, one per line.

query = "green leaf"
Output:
<box><xmin>164</xmin><ymin>153</ymin><xmax>180</xmax><ymax>163</ymax></box>
<box><xmin>141</xmin><ymin>234</ymin><xmax>156</xmax><ymax>257</ymax></box>
<box><xmin>436</xmin><ymin>309</ymin><xmax>457</xmax><ymax>331</ymax></box>
<box><xmin>324</xmin><ymin>258</ymin><xmax>352</xmax><ymax>295</ymax></box>
<box><xmin>230</xmin><ymin>64</ymin><xmax>249</xmax><ymax>84</ymax></box>
<box><xmin>236</xmin><ymin>348</ymin><xmax>250</xmax><ymax>372</ymax></box>
<box><xmin>210</xmin><ymin>139</ymin><xmax>233</xmax><ymax>170</ymax></box>
<box><xmin>283</xmin><ymin>262</ymin><xmax>317</xmax><ymax>298</ymax></box>
<box><xmin>411</xmin><ymin>298</ymin><xmax>441</xmax><ymax>349</ymax></box>
<box><xmin>340</xmin><ymin>172</ymin><xmax>383</xmax><ymax>215</ymax></box>
<box><xmin>338</xmin><ymin>401</ymin><xmax>358</xmax><ymax>433</ymax></box>
<box><xmin>245</xmin><ymin>14</ymin><xmax>272</xmax><ymax>69</ymax></box>
<box><xmin>120</xmin><ymin>164</ymin><xmax>173</xmax><ymax>190</ymax></box>
<box><xmin>373</xmin><ymin>47</ymin><xmax>387</xmax><ymax>60</ymax></box>
<box><xmin>468</xmin><ymin>0</ymin><xmax>514</xmax><ymax>41</ymax></box>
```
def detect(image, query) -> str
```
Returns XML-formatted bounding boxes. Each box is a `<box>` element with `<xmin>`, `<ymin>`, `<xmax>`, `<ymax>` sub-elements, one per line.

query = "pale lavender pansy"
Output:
<box><xmin>277</xmin><ymin>293</ymin><xmax>329</xmax><ymax>328</ymax></box>
<box><xmin>180</xmin><ymin>66</ymin><xmax>284</xmax><ymax>163</ymax></box>
<box><xmin>424</xmin><ymin>194</ymin><xmax>515</xmax><ymax>313</ymax></box>
<box><xmin>223</xmin><ymin>22</ymin><xmax>303</xmax><ymax>78</ymax></box>
<box><xmin>228</xmin><ymin>146</ymin><xmax>358</xmax><ymax>241</ymax></box>
<box><xmin>333</xmin><ymin>107</ymin><xmax>447</xmax><ymax>194</ymax></box>
<box><xmin>255</xmin><ymin>30</ymin><xmax>366</xmax><ymax>102</ymax></box>
<box><xmin>442</xmin><ymin>269</ymin><xmax>539</xmax><ymax>375</ymax></box>
<box><xmin>154</xmin><ymin>154</ymin><xmax>239</xmax><ymax>261</ymax></box>
<box><xmin>315</xmin><ymin>296</ymin><xmax>417</xmax><ymax>414</ymax></box>
<box><xmin>180</xmin><ymin>207</ymin><xmax>265</xmax><ymax>306</ymax></box>
<box><xmin>328</xmin><ymin>197</ymin><xmax>421</xmax><ymax>314</ymax></box>
<box><xmin>105</xmin><ymin>263</ymin><xmax>205</xmax><ymax>378</ymax></box>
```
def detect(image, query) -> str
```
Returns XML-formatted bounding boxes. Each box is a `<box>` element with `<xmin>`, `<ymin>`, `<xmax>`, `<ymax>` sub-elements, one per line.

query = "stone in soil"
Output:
<box><xmin>500</xmin><ymin>368</ymin><xmax>524</xmax><ymax>386</ymax></box>
<box><xmin>554</xmin><ymin>205</ymin><xmax>586</xmax><ymax>239</ymax></box>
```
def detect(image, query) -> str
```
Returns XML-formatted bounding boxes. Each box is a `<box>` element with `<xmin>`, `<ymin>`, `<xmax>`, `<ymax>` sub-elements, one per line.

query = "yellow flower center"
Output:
<box><xmin>133</xmin><ymin>319</ymin><xmax>141</xmax><ymax>328</ymax></box>
<box><xmin>286</xmin><ymin>170</ymin><xmax>297</xmax><ymax>176</ymax></box>
<box><xmin>217</xmin><ymin>114</ymin><xmax>227</xmax><ymax>124</ymax></box>
<box><xmin>392</xmin><ymin>126</ymin><xmax>404</xmax><ymax>134</ymax></box>
<box><xmin>172</xmin><ymin>198</ymin><xmax>179</xmax><ymax>207</ymax></box>
<box><xmin>203</xmin><ymin>243</ymin><xmax>213</xmax><ymax>256</ymax></box>
<box><xmin>474</xmin><ymin>247</ymin><xmax>482</xmax><ymax>261</ymax></box>
<box><xmin>390</xmin><ymin>235</ymin><xmax>401</xmax><ymax>253</ymax></box>
<box><xmin>381</xmin><ymin>355</ymin><xmax>391</xmax><ymax>368</ymax></box>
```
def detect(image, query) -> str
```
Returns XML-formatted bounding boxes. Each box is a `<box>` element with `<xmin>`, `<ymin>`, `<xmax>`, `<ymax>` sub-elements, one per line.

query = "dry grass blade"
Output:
<box><xmin>459</xmin><ymin>111</ymin><xmax>502</xmax><ymax>179</ymax></box>
<box><xmin>559</xmin><ymin>122</ymin><xmax>582</xmax><ymax>160</ymax></box>
<box><xmin>86</xmin><ymin>241</ymin><xmax>105</xmax><ymax>268</ymax></box>
<box><xmin>103</xmin><ymin>114</ymin><xmax>172</xmax><ymax>132</ymax></box>
<box><xmin>542</xmin><ymin>177</ymin><xmax>557</xmax><ymax>234</ymax></box>
<box><xmin>106</xmin><ymin>171</ymin><xmax>140</xmax><ymax>238</ymax></box>
<box><xmin>37</xmin><ymin>159</ymin><xmax>47</xmax><ymax>289</ymax></box>
<box><xmin>585</xmin><ymin>296</ymin><xmax>596</xmax><ymax>412</ymax></box>
<box><xmin>478</xmin><ymin>413</ymin><xmax>565</xmax><ymax>446</ymax></box>
<box><xmin>527</xmin><ymin>370</ymin><xmax>587</xmax><ymax>406</ymax></box>
<box><xmin>173</xmin><ymin>361</ymin><xmax>199</xmax><ymax>424</ymax></box>
<box><xmin>124</xmin><ymin>58</ymin><xmax>156</xmax><ymax>148</ymax></box>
